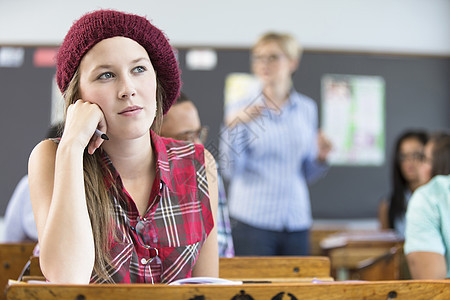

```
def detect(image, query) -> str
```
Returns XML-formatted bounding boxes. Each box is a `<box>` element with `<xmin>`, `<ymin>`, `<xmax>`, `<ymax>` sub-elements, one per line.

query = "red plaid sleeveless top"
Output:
<box><xmin>90</xmin><ymin>131</ymin><xmax>214</xmax><ymax>283</ymax></box>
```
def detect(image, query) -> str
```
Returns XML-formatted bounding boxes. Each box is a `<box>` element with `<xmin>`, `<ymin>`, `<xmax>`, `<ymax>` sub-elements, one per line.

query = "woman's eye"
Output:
<box><xmin>133</xmin><ymin>66</ymin><xmax>146</xmax><ymax>73</ymax></box>
<box><xmin>98</xmin><ymin>72</ymin><xmax>114</xmax><ymax>79</ymax></box>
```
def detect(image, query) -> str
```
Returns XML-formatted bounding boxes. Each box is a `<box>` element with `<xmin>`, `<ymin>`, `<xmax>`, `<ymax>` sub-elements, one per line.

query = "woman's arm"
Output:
<box><xmin>407</xmin><ymin>251</ymin><xmax>447</xmax><ymax>279</ymax></box>
<box><xmin>224</xmin><ymin>105</ymin><xmax>264</xmax><ymax>128</ymax></box>
<box><xmin>404</xmin><ymin>180</ymin><xmax>447</xmax><ymax>279</ymax></box>
<box><xmin>29</xmin><ymin>100</ymin><xmax>106</xmax><ymax>283</ymax></box>
<box><xmin>29</xmin><ymin>139</ymin><xmax>95</xmax><ymax>284</ymax></box>
<box><xmin>192</xmin><ymin>150</ymin><xmax>219</xmax><ymax>277</ymax></box>
<box><xmin>378</xmin><ymin>198</ymin><xmax>390</xmax><ymax>230</ymax></box>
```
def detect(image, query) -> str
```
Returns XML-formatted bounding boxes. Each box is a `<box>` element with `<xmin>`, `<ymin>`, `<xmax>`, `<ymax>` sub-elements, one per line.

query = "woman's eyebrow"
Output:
<box><xmin>131</xmin><ymin>57</ymin><xmax>151</xmax><ymax>64</ymax></box>
<box><xmin>89</xmin><ymin>58</ymin><xmax>150</xmax><ymax>73</ymax></box>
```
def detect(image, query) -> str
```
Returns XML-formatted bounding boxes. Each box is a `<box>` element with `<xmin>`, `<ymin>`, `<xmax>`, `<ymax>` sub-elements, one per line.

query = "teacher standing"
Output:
<box><xmin>220</xmin><ymin>32</ymin><xmax>331</xmax><ymax>256</ymax></box>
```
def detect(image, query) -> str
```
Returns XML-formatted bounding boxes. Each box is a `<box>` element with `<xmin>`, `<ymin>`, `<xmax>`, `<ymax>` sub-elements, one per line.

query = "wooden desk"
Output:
<box><xmin>321</xmin><ymin>230</ymin><xmax>404</xmax><ymax>280</ymax></box>
<box><xmin>0</xmin><ymin>243</ymin><xmax>36</xmax><ymax>300</ymax></box>
<box><xmin>6</xmin><ymin>280</ymin><xmax>450</xmax><ymax>300</ymax></box>
<box><xmin>28</xmin><ymin>256</ymin><xmax>333</xmax><ymax>281</ymax></box>
<box><xmin>219</xmin><ymin>256</ymin><xmax>331</xmax><ymax>279</ymax></box>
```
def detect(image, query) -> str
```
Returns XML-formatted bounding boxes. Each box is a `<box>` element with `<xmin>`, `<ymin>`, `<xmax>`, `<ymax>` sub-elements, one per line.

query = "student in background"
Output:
<box><xmin>404</xmin><ymin>132</ymin><xmax>450</xmax><ymax>279</ymax></box>
<box><xmin>2</xmin><ymin>124</ymin><xmax>61</xmax><ymax>243</ymax></box>
<box><xmin>378</xmin><ymin>130</ymin><xmax>428</xmax><ymax>238</ymax></box>
<box><xmin>28</xmin><ymin>10</ymin><xmax>218</xmax><ymax>284</ymax></box>
<box><xmin>2</xmin><ymin>175</ymin><xmax>36</xmax><ymax>242</ymax></box>
<box><xmin>160</xmin><ymin>92</ymin><xmax>234</xmax><ymax>258</ymax></box>
<box><xmin>418</xmin><ymin>132</ymin><xmax>450</xmax><ymax>185</ymax></box>
<box><xmin>219</xmin><ymin>32</ymin><xmax>331</xmax><ymax>256</ymax></box>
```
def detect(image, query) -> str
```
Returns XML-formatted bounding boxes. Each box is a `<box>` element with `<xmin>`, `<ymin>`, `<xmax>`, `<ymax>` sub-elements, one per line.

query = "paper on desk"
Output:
<box><xmin>169</xmin><ymin>277</ymin><xmax>242</xmax><ymax>285</ymax></box>
<box><xmin>8</xmin><ymin>279</ymin><xmax>53</xmax><ymax>285</ymax></box>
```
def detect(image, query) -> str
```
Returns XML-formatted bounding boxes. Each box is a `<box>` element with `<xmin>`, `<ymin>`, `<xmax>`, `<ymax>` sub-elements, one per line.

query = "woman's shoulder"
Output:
<box><xmin>293</xmin><ymin>91</ymin><xmax>316</xmax><ymax>107</ymax></box>
<box><xmin>29</xmin><ymin>139</ymin><xmax>58</xmax><ymax>160</ymax></box>
<box><xmin>413</xmin><ymin>175</ymin><xmax>450</xmax><ymax>203</ymax></box>
<box><xmin>28</xmin><ymin>139</ymin><xmax>58</xmax><ymax>181</ymax></box>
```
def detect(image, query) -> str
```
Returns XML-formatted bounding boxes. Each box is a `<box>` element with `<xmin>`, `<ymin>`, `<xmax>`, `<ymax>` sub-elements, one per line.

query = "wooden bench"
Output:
<box><xmin>6</xmin><ymin>280</ymin><xmax>450</xmax><ymax>300</ymax></box>
<box><xmin>28</xmin><ymin>255</ymin><xmax>333</xmax><ymax>282</ymax></box>
<box><xmin>0</xmin><ymin>243</ymin><xmax>36</xmax><ymax>300</ymax></box>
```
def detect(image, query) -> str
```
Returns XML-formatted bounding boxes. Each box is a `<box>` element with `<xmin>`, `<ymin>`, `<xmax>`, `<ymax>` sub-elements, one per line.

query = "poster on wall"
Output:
<box><xmin>321</xmin><ymin>74</ymin><xmax>385</xmax><ymax>166</ymax></box>
<box><xmin>223</xmin><ymin>72</ymin><xmax>260</xmax><ymax>111</ymax></box>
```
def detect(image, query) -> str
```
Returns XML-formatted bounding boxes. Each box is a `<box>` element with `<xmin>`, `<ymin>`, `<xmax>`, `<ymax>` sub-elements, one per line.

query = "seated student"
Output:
<box><xmin>404</xmin><ymin>132</ymin><xmax>450</xmax><ymax>279</ymax></box>
<box><xmin>28</xmin><ymin>9</ymin><xmax>218</xmax><ymax>284</ymax></box>
<box><xmin>378</xmin><ymin>130</ymin><xmax>428</xmax><ymax>238</ymax></box>
<box><xmin>2</xmin><ymin>124</ymin><xmax>61</xmax><ymax>243</ymax></box>
<box><xmin>160</xmin><ymin>92</ymin><xmax>235</xmax><ymax>258</ymax></box>
<box><xmin>2</xmin><ymin>175</ymin><xmax>36</xmax><ymax>242</ymax></box>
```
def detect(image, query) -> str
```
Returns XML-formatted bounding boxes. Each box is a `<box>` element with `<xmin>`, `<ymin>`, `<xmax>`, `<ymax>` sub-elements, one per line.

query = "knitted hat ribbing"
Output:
<box><xmin>56</xmin><ymin>10</ymin><xmax>180</xmax><ymax>114</ymax></box>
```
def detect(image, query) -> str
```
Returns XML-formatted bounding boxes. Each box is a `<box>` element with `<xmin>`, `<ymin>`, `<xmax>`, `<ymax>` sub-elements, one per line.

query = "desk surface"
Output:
<box><xmin>6</xmin><ymin>280</ymin><xmax>450</xmax><ymax>300</ymax></box>
<box><xmin>320</xmin><ymin>230</ymin><xmax>403</xmax><ymax>250</ymax></box>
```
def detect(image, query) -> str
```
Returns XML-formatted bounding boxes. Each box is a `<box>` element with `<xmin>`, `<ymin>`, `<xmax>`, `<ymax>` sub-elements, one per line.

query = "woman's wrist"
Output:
<box><xmin>57</xmin><ymin>137</ymin><xmax>86</xmax><ymax>157</ymax></box>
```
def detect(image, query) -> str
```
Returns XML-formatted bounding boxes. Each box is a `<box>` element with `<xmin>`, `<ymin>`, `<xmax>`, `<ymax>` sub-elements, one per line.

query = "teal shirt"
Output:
<box><xmin>404</xmin><ymin>175</ymin><xmax>450</xmax><ymax>278</ymax></box>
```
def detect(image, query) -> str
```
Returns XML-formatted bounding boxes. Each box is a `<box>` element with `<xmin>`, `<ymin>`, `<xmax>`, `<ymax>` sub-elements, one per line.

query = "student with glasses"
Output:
<box><xmin>161</xmin><ymin>92</ymin><xmax>235</xmax><ymax>258</ymax></box>
<box><xmin>28</xmin><ymin>10</ymin><xmax>218</xmax><ymax>284</ymax></box>
<box><xmin>378</xmin><ymin>130</ymin><xmax>428</xmax><ymax>238</ymax></box>
<box><xmin>219</xmin><ymin>32</ymin><xmax>332</xmax><ymax>256</ymax></box>
<box><xmin>160</xmin><ymin>93</ymin><xmax>209</xmax><ymax>144</ymax></box>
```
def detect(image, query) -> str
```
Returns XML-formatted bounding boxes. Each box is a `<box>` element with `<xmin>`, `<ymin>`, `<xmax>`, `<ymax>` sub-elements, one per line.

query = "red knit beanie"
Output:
<box><xmin>56</xmin><ymin>9</ymin><xmax>180</xmax><ymax>114</ymax></box>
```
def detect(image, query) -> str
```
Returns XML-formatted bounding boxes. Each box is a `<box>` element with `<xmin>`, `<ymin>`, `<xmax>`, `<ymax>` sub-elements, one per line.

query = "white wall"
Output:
<box><xmin>0</xmin><ymin>0</ymin><xmax>449</xmax><ymax>55</ymax></box>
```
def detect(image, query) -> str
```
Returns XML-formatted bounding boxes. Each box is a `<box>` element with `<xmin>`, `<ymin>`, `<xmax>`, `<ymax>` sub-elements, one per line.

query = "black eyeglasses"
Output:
<box><xmin>251</xmin><ymin>53</ymin><xmax>286</xmax><ymax>64</ymax></box>
<box><xmin>399</xmin><ymin>152</ymin><xmax>424</xmax><ymax>162</ymax></box>
<box><xmin>175</xmin><ymin>126</ymin><xmax>209</xmax><ymax>144</ymax></box>
<box><xmin>130</xmin><ymin>217</ymin><xmax>163</xmax><ymax>284</ymax></box>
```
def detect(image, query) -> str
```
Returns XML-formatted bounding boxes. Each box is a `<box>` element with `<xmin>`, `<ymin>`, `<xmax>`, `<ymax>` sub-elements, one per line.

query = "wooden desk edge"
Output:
<box><xmin>6</xmin><ymin>279</ymin><xmax>450</xmax><ymax>300</ymax></box>
<box><xmin>5</xmin><ymin>279</ymin><xmax>450</xmax><ymax>288</ymax></box>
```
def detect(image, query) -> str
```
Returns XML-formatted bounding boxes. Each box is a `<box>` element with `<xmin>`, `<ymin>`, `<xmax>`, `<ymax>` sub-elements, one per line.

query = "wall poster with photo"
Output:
<box><xmin>321</xmin><ymin>74</ymin><xmax>385</xmax><ymax>166</ymax></box>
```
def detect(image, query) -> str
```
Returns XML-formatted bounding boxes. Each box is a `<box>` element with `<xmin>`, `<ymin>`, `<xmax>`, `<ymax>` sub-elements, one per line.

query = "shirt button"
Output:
<box><xmin>141</xmin><ymin>258</ymin><xmax>148</xmax><ymax>265</ymax></box>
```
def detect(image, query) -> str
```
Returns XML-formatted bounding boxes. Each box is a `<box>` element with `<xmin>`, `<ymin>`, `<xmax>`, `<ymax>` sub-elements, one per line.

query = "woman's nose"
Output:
<box><xmin>118</xmin><ymin>77</ymin><xmax>136</xmax><ymax>99</ymax></box>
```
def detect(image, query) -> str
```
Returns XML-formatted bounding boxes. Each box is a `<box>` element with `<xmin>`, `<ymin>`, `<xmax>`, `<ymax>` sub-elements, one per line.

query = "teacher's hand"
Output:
<box><xmin>317</xmin><ymin>130</ymin><xmax>332</xmax><ymax>163</ymax></box>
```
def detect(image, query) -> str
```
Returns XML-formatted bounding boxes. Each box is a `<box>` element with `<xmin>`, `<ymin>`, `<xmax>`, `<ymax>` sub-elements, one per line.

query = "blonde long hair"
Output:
<box><xmin>62</xmin><ymin>69</ymin><xmax>164</xmax><ymax>282</ymax></box>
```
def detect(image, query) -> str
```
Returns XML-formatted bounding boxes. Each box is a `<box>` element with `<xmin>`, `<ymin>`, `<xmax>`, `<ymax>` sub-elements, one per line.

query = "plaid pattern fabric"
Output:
<box><xmin>91</xmin><ymin>131</ymin><xmax>214</xmax><ymax>284</ymax></box>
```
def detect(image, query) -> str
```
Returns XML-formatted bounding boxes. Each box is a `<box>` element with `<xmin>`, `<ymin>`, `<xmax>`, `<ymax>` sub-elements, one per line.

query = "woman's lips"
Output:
<box><xmin>118</xmin><ymin>106</ymin><xmax>143</xmax><ymax>116</ymax></box>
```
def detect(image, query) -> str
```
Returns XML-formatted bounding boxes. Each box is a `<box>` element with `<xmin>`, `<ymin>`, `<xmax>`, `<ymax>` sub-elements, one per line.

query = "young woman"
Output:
<box><xmin>378</xmin><ymin>130</ymin><xmax>428</xmax><ymax>237</ymax></box>
<box><xmin>219</xmin><ymin>32</ymin><xmax>331</xmax><ymax>256</ymax></box>
<box><xmin>405</xmin><ymin>132</ymin><xmax>450</xmax><ymax>279</ymax></box>
<box><xmin>28</xmin><ymin>10</ymin><xmax>218</xmax><ymax>284</ymax></box>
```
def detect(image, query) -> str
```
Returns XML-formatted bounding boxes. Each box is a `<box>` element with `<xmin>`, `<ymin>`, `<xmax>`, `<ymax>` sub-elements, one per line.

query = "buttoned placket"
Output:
<box><xmin>138</xmin><ymin>181</ymin><xmax>165</xmax><ymax>282</ymax></box>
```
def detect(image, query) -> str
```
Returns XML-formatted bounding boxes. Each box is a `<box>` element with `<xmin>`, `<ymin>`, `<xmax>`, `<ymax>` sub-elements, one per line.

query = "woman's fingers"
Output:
<box><xmin>64</xmin><ymin>99</ymin><xmax>107</xmax><ymax>154</ymax></box>
<box><xmin>87</xmin><ymin>135</ymin><xmax>105</xmax><ymax>155</ymax></box>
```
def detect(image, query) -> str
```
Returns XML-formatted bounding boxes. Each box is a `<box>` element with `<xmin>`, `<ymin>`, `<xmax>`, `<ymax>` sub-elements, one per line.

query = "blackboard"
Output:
<box><xmin>1</xmin><ymin>46</ymin><xmax>449</xmax><ymax>219</ymax></box>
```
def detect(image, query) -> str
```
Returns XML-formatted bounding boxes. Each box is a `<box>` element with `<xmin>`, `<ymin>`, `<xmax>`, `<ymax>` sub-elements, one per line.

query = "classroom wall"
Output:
<box><xmin>1</xmin><ymin>0</ymin><xmax>449</xmax><ymax>55</ymax></box>
<box><xmin>0</xmin><ymin>47</ymin><xmax>448</xmax><ymax>219</ymax></box>
<box><xmin>0</xmin><ymin>1</ymin><xmax>449</xmax><ymax>218</ymax></box>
